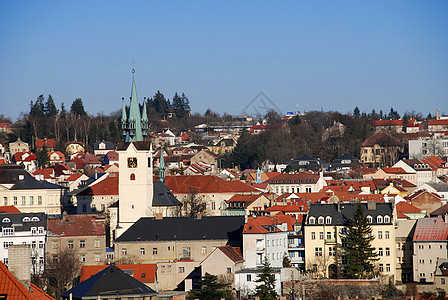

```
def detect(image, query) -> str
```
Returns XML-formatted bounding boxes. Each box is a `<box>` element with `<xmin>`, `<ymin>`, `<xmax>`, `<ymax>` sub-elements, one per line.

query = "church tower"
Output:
<box><xmin>117</xmin><ymin>69</ymin><xmax>154</xmax><ymax>236</ymax></box>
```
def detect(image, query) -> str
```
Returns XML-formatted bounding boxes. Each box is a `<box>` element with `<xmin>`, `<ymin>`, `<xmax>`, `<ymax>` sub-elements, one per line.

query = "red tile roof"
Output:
<box><xmin>0</xmin><ymin>206</ymin><xmax>21</xmax><ymax>213</ymax></box>
<box><xmin>165</xmin><ymin>175</ymin><xmax>258</xmax><ymax>194</ymax></box>
<box><xmin>35</xmin><ymin>138</ymin><xmax>56</xmax><ymax>149</ymax></box>
<box><xmin>77</xmin><ymin>176</ymin><xmax>119</xmax><ymax>196</ymax></box>
<box><xmin>80</xmin><ymin>264</ymin><xmax>156</xmax><ymax>283</ymax></box>
<box><xmin>381</xmin><ymin>167</ymin><xmax>408</xmax><ymax>174</ymax></box>
<box><xmin>33</xmin><ymin>168</ymin><xmax>54</xmax><ymax>179</ymax></box>
<box><xmin>371</xmin><ymin>119</ymin><xmax>416</xmax><ymax>127</ymax></box>
<box><xmin>0</xmin><ymin>262</ymin><xmax>54</xmax><ymax>300</ymax></box>
<box><xmin>268</xmin><ymin>172</ymin><xmax>320</xmax><ymax>184</ymax></box>
<box><xmin>243</xmin><ymin>215</ymin><xmax>296</xmax><ymax>234</ymax></box>
<box><xmin>217</xmin><ymin>245</ymin><xmax>244</xmax><ymax>263</ymax></box>
<box><xmin>48</xmin><ymin>214</ymin><xmax>105</xmax><ymax>236</ymax></box>
<box><xmin>361</xmin><ymin>131</ymin><xmax>401</xmax><ymax>147</ymax></box>
<box><xmin>428</xmin><ymin>119</ymin><xmax>448</xmax><ymax>126</ymax></box>
<box><xmin>396</xmin><ymin>211</ymin><xmax>410</xmax><ymax>219</ymax></box>
<box><xmin>396</xmin><ymin>201</ymin><xmax>422</xmax><ymax>214</ymax></box>
<box><xmin>413</xmin><ymin>218</ymin><xmax>448</xmax><ymax>241</ymax></box>
<box><xmin>65</xmin><ymin>174</ymin><xmax>83</xmax><ymax>182</ymax></box>
<box><xmin>265</xmin><ymin>201</ymin><xmax>309</xmax><ymax>213</ymax></box>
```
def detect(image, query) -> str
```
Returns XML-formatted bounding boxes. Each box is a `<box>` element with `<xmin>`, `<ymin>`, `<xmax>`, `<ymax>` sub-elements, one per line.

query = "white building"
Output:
<box><xmin>0</xmin><ymin>212</ymin><xmax>47</xmax><ymax>275</ymax></box>
<box><xmin>409</xmin><ymin>138</ymin><xmax>448</xmax><ymax>159</ymax></box>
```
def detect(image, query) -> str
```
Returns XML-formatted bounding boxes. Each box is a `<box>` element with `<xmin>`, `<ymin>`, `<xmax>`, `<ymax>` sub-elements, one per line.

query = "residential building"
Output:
<box><xmin>9</xmin><ymin>138</ymin><xmax>30</xmax><ymax>155</ymax></box>
<box><xmin>395</xmin><ymin>219</ymin><xmax>417</xmax><ymax>283</ymax></box>
<box><xmin>267</xmin><ymin>172</ymin><xmax>327</xmax><ymax>195</ymax></box>
<box><xmin>0</xmin><ymin>165</ymin><xmax>66</xmax><ymax>215</ymax></box>
<box><xmin>93</xmin><ymin>141</ymin><xmax>115</xmax><ymax>156</ymax></box>
<box><xmin>0</xmin><ymin>213</ymin><xmax>47</xmax><ymax>274</ymax></box>
<box><xmin>200</xmin><ymin>245</ymin><xmax>244</xmax><ymax>287</ymax></box>
<box><xmin>305</xmin><ymin>201</ymin><xmax>396</xmax><ymax>279</ymax></box>
<box><xmin>74</xmin><ymin>174</ymin><xmax>119</xmax><ymax>214</ymax></box>
<box><xmin>413</xmin><ymin>217</ymin><xmax>448</xmax><ymax>283</ymax></box>
<box><xmin>409</xmin><ymin>137</ymin><xmax>448</xmax><ymax>159</ymax></box>
<box><xmin>434</xmin><ymin>258</ymin><xmax>448</xmax><ymax>290</ymax></box>
<box><xmin>406</xmin><ymin>190</ymin><xmax>444</xmax><ymax>216</ymax></box>
<box><xmin>222</xmin><ymin>194</ymin><xmax>271</xmax><ymax>216</ymax></box>
<box><xmin>360</xmin><ymin>131</ymin><xmax>403</xmax><ymax>167</ymax></box>
<box><xmin>35</xmin><ymin>138</ymin><xmax>56</xmax><ymax>151</ymax></box>
<box><xmin>65</xmin><ymin>141</ymin><xmax>85</xmax><ymax>156</ymax></box>
<box><xmin>47</xmin><ymin>214</ymin><xmax>106</xmax><ymax>266</ymax></box>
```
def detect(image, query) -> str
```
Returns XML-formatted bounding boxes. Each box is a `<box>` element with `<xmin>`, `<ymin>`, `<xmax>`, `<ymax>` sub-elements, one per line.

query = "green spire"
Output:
<box><xmin>159</xmin><ymin>147</ymin><xmax>166</xmax><ymax>183</ymax></box>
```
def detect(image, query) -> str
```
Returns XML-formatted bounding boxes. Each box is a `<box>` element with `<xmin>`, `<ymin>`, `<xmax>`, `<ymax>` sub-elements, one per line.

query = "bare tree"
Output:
<box><xmin>182</xmin><ymin>186</ymin><xmax>207</xmax><ymax>217</ymax></box>
<box><xmin>426</xmin><ymin>137</ymin><xmax>444</xmax><ymax>157</ymax></box>
<box><xmin>44</xmin><ymin>248</ymin><xmax>82</xmax><ymax>300</ymax></box>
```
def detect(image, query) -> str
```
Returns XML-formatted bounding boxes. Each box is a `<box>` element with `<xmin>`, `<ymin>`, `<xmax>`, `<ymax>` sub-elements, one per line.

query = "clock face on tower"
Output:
<box><xmin>127</xmin><ymin>157</ymin><xmax>138</xmax><ymax>168</ymax></box>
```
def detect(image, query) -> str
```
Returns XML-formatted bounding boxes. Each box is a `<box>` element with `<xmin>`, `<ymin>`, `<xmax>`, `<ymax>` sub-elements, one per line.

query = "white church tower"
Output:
<box><xmin>116</xmin><ymin>69</ymin><xmax>154</xmax><ymax>237</ymax></box>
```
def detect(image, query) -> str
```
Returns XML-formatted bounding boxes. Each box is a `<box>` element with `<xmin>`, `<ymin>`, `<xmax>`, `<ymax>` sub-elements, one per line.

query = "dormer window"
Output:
<box><xmin>309</xmin><ymin>217</ymin><xmax>315</xmax><ymax>224</ymax></box>
<box><xmin>377</xmin><ymin>215</ymin><xmax>383</xmax><ymax>223</ymax></box>
<box><xmin>31</xmin><ymin>217</ymin><xmax>40</xmax><ymax>222</ymax></box>
<box><xmin>384</xmin><ymin>215</ymin><xmax>390</xmax><ymax>223</ymax></box>
<box><xmin>325</xmin><ymin>216</ymin><xmax>332</xmax><ymax>224</ymax></box>
<box><xmin>2</xmin><ymin>218</ymin><xmax>10</xmax><ymax>223</ymax></box>
<box><xmin>318</xmin><ymin>217</ymin><xmax>324</xmax><ymax>224</ymax></box>
<box><xmin>367</xmin><ymin>215</ymin><xmax>373</xmax><ymax>223</ymax></box>
<box><xmin>22</xmin><ymin>217</ymin><xmax>30</xmax><ymax>222</ymax></box>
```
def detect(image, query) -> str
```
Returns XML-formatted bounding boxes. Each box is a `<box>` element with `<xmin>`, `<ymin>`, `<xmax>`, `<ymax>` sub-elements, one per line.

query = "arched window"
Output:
<box><xmin>384</xmin><ymin>215</ymin><xmax>390</xmax><ymax>223</ymax></box>
<box><xmin>377</xmin><ymin>215</ymin><xmax>383</xmax><ymax>223</ymax></box>
<box><xmin>309</xmin><ymin>217</ymin><xmax>315</xmax><ymax>224</ymax></box>
<box><xmin>31</xmin><ymin>217</ymin><xmax>40</xmax><ymax>222</ymax></box>
<box><xmin>367</xmin><ymin>215</ymin><xmax>373</xmax><ymax>223</ymax></box>
<box><xmin>130</xmin><ymin>173</ymin><xmax>135</xmax><ymax>181</ymax></box>
<box><xmin>318</xmin><ymin>216</ymin><xmax>324</xmax><ymax>224</ymax></box>
<box><xmin>22</xmin><ymin>217</ymin><xmax>30</xmax><ymax>222</ymax></box>
<box><xmin>2</xmin><ymin>218</ymin><xmax>11</xmax><ymax>223</ymax></box>
<box><xmin>325</xmin><ymin>216</ymin><xmax>332</xmax><ymax>224</ymax></box>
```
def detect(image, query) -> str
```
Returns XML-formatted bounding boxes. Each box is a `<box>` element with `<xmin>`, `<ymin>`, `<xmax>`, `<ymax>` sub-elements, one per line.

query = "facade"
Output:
<box><xmin>360</xmin><ymin>131</ymin><xmax>403</xmax><ymax>167</ymax></box>
<box><xmin>47</xmin><ymin>214</ymin><xmax>106</xmax><ymax>266</ymax></box>
<box><xmin>65</xmin><ymin>141</ymin><xmax>85</xmax><ymax>156</ymax></box>
<box><xmin>409</xmin><ymin>138</ymin><xmax>448</xmax><ymax>159</ymax></box>
<box><xmin>305</xmin><ymin>202</ymin><xmax>396</xmax><ymax>279</ymax></box>
<box><xmin>9</xmin><ymin>138</ymin><xmax>30</xmax><ymax>155</ymax></box>
<box><xmin>75</xmin><ymin>174</ymin><xmax>119</xmax><ymax>214</ymax></box>
<box><xmin>0</xmin><ymin>213</ymin><xmax>47</xmax><ymax>274</ymax></box>
<box><xmin>200</xmin><ymin>245</ymin><xmax>244</xmax><ymax>286</ymax></box>
<box><xmin>413</xmin><ymin>217</ymin><xmax>448</xmax><ymax>283</ymax></box>
<box><xmin>0</xmin><ymin>165</ymin><xmax>66</xmax><ymax>215</ymax></box>
<box><xmin>267</xmin><ymin>172</ymin><xmax>327</xmax><ymax>195</ymax></box>
<box><xmin>222</xmin><ymin>194</ymin><xmax>271</xmax><ymax>216</ymax></box>
<box><xmin>395</xmin><ymin>219</ymin><xmax>417</xmax><ymax>283</ymax></box>
<box><xmin>93</xmin><ymin>141</ymin><xmax>115</xmax><ymax>156</ymax></box>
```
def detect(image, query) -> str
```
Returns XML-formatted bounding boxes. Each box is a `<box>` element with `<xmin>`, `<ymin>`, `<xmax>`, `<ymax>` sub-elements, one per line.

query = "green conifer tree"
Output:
<box><xmin>187</xmin><ymin>272</ymin><xmax>230</xmax><ymax>300</ymax></box>
<box><xmin>253</xmin><ymin>258</ymin><xmax>278</xmax><ymax>300</ymax></box>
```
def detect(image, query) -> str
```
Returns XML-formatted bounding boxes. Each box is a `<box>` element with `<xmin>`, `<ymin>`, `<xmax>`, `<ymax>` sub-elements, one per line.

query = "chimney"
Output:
<box><xmin>437</xmin><ymin>109</ymin><xmax>440</xmax><ymax>120</ymax></box>
<box><xmin>367</xmin><ymin>200</ymin><xmax>376</xmax><ymax>211</ymax></box>
<box><xmin>18</xmin><ymin>174</ymin><xmax>24</xmax><ymax>181</ymax></box>
<box><xmin>8</xmin><ymin>244</ymin><xmax>31</xmax><ymax>288</ymax></box>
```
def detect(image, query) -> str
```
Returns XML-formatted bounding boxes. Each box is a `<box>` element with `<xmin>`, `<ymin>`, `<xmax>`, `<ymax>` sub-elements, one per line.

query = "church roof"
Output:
<box><xmin>152</xmin><ymin>181</ymin><xmax>182</xmax><ymax>207</ymax></box>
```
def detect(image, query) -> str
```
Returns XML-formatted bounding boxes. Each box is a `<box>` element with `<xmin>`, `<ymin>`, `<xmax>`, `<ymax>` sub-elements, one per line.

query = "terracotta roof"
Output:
<box><xmin>35</xmin><ymin>138</ymin><xmax>56</xmax><ymax>149</ymax></box>
<box><xmin>243</xmin><ymin>215</ymin><xmax>296</xmax><ymax>234</ymax></box>
<box><xmin>396</xmin><ymin>201</ymin><xmax>422</xmax><ymax>214</ymax></box>
<box><xmin>0</xmin><ymin>262</ymin><xmax>54</xmax><ymax>300</ymax></box>
<box><xmin>48</xmin><ymin>214</ymin><xmax>105</xmax><ymax>236</ymax></box>
<box><xmin>0</xmin><ymin>205</ymin><xmax>21</xmax><ymax>213</ymax></box>
<box><xmin>371</xmin><ymin>119</ymin><xmax>416</xmax><ymax>126</ymax></box>
<box><xmin>407</xmin><ymin>189</ymin><xmax>443</xmax><ymax>201</ymax></box>
<box><xmin>48</xmin><ymin>151</ymin><xmax>66</xmax><ymax>161</ymax></box>
<box><xmin>381</xmin><ymin>167</ymin><xmax>408</xmax><ymax>174</ymax></box>
<box><xmin>217</xmin><ymin>245</ymin><xmax>244</xmax><ymax>263</ymax></box>
<box><xmin>65</xmin><ymin>174</ymin><xmax>83</xmax><ymax>182</ymax></box>
<box><xmin>268</xmin><ymin>172</ymin><xmax>320</xmax><ymax>184</ymax></box>
<box><xmin>165</xmin><ymin>175</ymin><xmax>258</xmax><ymax>194</ymax></box>
<box><xmin>361</xmin><ymin>131</ymin><xmax>401</xmax><ymax>147</ymax></box>
<box><xmin>396</xmin><ymin>211</ymin><xmax>410</xmax><ymax>219</ymax></box>
<box><xmin>80</xmin><ymin>264</ymin><xmax>156</xmax><ymax>283</ymax></box>
<box><xmin>265</xmin><ymin>201</ymin><xmax>309</xmax><ymax>213</ymax></box>
<box><xmin>428</xmin><ymin>119</ymin><xmax>448</xmax><ymax>126</ymax></box>
<box><xmin>413</xmin><ymin>218</ymin><xmax>448</xmax><ymax>241</ymax></box>
<box><xmin>33</xmin><ymin>168</ymin><xmax>54</xmax><ymax>179</ymax></box>
<box><xmin>77</xmin><ymin>176</ymin><xmax>118</xmax><ymax>196</ymax></box>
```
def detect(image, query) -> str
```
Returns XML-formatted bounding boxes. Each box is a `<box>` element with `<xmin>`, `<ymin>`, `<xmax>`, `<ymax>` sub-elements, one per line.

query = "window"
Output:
<box><xmin>384</xmin><ymin>215</ymin><xmax>390</xmax><ymax>223</ymax></box>
<box><xmin>442</xmin><ymin>278</ymin><xmax>446</xmax><ymax>285</ymax></box>
<box><xmin>3</xmin><ymin>228</ymin><xmax>14</xmax><ymax>236</ymax></box>
<box><xmin>3</xmin><ymin>197</ymin><xmax>7</xmax><ymax>206</ymax></box>
<box><xmin>153</xmin><ymin>248</ymin><xmax>158</xmax><ymax>255</ymax></box>
<box><xmin>38</xmin><ymin>196</ymin><xmax>42</xmax><ymax>205</ymax></box>
<box><xmin>52</xmin><ymin>241</ymin><xmax>58</xmax><ymax>249</ymax></box>
<box><xmin>309</xmin><ymin>217</ymin><xmax>315</xmax><ymax>224</ymax></box>
<box><xmin>183</xmin><ymin>247</ymin><xmax>191</xmax><ymax>259</ymax></box>
<box><xmin>329</xmin><ymin>247</ymin><xmax>335</xmax><ymax>256</ymax></box>
<box><xmin>80</xmin><ymin>240</ymin><xmax>85</xmax><ymax>248</ymax></box>
<box><xmin>13</xmin><ymin>196</ymin><xmax>17</xmax><ymax>205</ymax></box>
<box><xmin>386</xmin><ymin>247</ymin><xmax>390</xmax><ymax>256</ymax></box>
<box><xmin>326</xmin><ymin>232</ymin><xmax>331</xmax><ymax>240</ymax></box>
<box><xmin>95</xmin><ymin>254</ymin><xmax>101</xmax><ymax>262</ymax></box>
<box><xmin>315</xmin><ymin>247</ymin><xmax>323</xmax><ymax>256</ymax></box>
<box><xmin>39</xmin><ymin>241</ymin><xmax>43</xmax><ymax>248</ymax></box>
<box><xmin>247</xmin><ymin>274</ymin><xmax>252</xmax><ymax>281</ymax></box>
<box><xmin>318</xmin><ymin>217</ymin><xmax>324</xmax><ymax>224</ymax></box>
<box><xmin>385</xmin><ymin>231</ymin><xmax>390</xmax><ymax>239</ymax></box>
<box><xmin>378</xmin><ymin>248</ymin><xmax>383</xmax><ymax>256</ymax></box>
<box><xmin>179</xmin><ymin>267</ymin><xmax>185</xmax><ymax>273</ymax></box>
<box><xmin>130</xmin><ymin>173</ymin><xmax>135</xmax><ymax>181</ymax></box>
<box><xmin>325</xmin><ymin>216</ymin><xmax>332</xmax><ymax>224</ymax></box>
<box><xmin>3</xmin><ymin>242</ymin><xmax>13</xmax><ymax>249</ymax></box>
<box><xmin>94</xmin><ymin>240</ymin><xmax>100</xmax><ymax>248</ymax></box>
<box><xmin>2</xmin><ymin>218</ymin><xmax>10</xmax><ymax>223</ymax></box>
<box><xmin>122</xmin><ymin>248</ymin><xmax>127</xmax><ymax>255</ymax></box>
<box><xmin>31</xmin><ymin>241</ymin><xmax>36</xmax><ymax>248</ymax></box>
<box><xmin>311</xmin><ymin>232</ymin><xmax>315</xmax><ymax>240</ymax></box>
<box><xmin>30</xmin><ymin>196</ymin><xmax>34</xmax><ymax>205</ymax></box>
<box><xmin>80</xmin><ymin>255</ymin><xmax>86</xmax><ymax>262</ymax></box>
<box><xmin>21</xmin><ymin>196</ymin><xmax>26</xmax><ymax>205</ymax></box>
<box><xmin>211</xmin><ymin>202</ymin><xmax>216</xmax><ymax>210</ymax></box>
<box><xmin>319</xmin><ymin>232</ymin><xmax>324</xmax><ymax>240</ymax></box>
<box><xmin>386</xmin><ymin>264</ymin><xmax>390</xmax><ymax>272</ymax></box>
<box><xmin>377</xmin><ymin>215</ymin><xmax>383</xmax><ymax>223</ymax></box>
<box><xmin>140</xmin><ymin>248</ymin><xmax>145</xmax><ymax>255</ymax></box>
<box><xmin>31</xmin><ymin>227</ymin><xmax>37</xmax><ymax>235</ymax></box>
<box><xmin>227</xmin><ymin>267</ymin><xmax>231</xmax><ymax>273</ymax></box>
<box><xmin>202</xmin><ymin>246</ymin><xmax>207</xmax><ymax>254</ymax></box>
<box><xmin>68</xmin><ymin>240</ymin><xmax>73</xmax><ymax>248</ymax></box>
<box><xmin>82</xmin><ymin>204</ymin><xmax>87</xmax><ymax>212</ymax></box>
<box><xmin>379</xmin><ymin>264</ymin><xmax>384</xmax><ymax>272</ymax></box>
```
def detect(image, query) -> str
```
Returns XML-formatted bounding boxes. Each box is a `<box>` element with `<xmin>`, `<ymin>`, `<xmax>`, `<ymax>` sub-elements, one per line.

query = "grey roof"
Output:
<box><xmin>306</xmin><ymin>202</ymin><xmax>393</xmax><ymax>226</ymax></box>
<box><xmin>0</xmin><ymin>164</ymin><xmax>63</xmax><ymax>190</ymax></box>
<box><xmin>93</xmin><ymin>141</ymin><xmax>115</xmax><ymax>151</ymax></box>
<box><xmin>152</xmin><ymin>181</ymin><xmax>182</xmax><ymax>207</ymax></box>
<box><xmin>61</xmin><ymin>265</ymin><xmax>157</xmax><ymax>300</ymax></box>
<box><xmin>115</xmin><ymin>216</ymin><xmax>245</xmax><ymax>243</ymax></box>
<box><xmin>427</xmin><ymin>183</ymin><xmax>448</xmax><ymax>193</ymax></box>
<box><xmin>0</xmin><ymin>213</ymin><xmax>47</xmax><ymax>231</ymax></box>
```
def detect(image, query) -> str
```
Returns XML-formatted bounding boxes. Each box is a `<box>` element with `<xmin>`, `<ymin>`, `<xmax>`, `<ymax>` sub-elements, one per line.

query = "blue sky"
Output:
<box><xmin>0</xmin><ymin>1</ymin><xmax>447</xmax><ymax>120</ymax></box>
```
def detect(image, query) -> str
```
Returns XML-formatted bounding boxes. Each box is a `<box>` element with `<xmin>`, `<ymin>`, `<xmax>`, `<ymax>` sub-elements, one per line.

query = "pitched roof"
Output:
<box><xmin>265</xmin><ymin>202</ymin><xmax>309</xmax><ymax>213</ymax></box>
<box><xmin>115</xmin><ymin>216</ymin><xmax>245</xmax><ymax>243</ymax></box>
<box><xmin>413</xmin><ymin>218</ymin><xmax>448</xmax><ymax>241</ymax></box>
<box><xmin>268</xmin><ymin>172</ymin><xmax>320</xmax><ymax>184</ymax></box>
<box><xmin>62</xmin><ymin>265</ymin><xmax>157</xmax><ymax>299</ymax></box>
<box><xmin>381</xmin><ymin>167</ymin><xmax>408</xmax><ymax>174</ymax></box>
<box><xmin>0</xmin><ymin>262</ymin><xmax>54</xmax><ymax>300</ymax></box>
<box><xmin>152</xmin><ymin>181</ymin><xmax>182</xmax><ymax>207</ymax></box>
<box><xmin>430</xmin><ymin>203</ymin><xmax>448</xmax><ymax>217</ymax></box>
<box><xmin>116</xmin><ymin>141</ymin><xmax>151</xmax><ymax>151</ymax></box>
<box><xmin>361</xmin><ymin>131</ymin><xmax>401</xmax><ymax>147</ymax></box>
<box><xmin>243</xmin><ymin>215</ymin><xmax>296</xmax><ymax>234</ymax></box>
<box><xmin>35</xmin><ymin>138</ymin><xmax>57</xmax><ymax>149</ymax></box>
<box><xmin>77</xmin><ymin>176</ymin><xmax>119</xmax><ymax>196</ymax></box>
<box><xmin>80</xmin><ymin>264</ymin><xmax>156</xmax><ymax>283</ymax></box>
<box><xmin>396</xmin><ymin>201</ymin><xmax>422</xmax><ymax>214</ymax></box>
<box><xmin>165</xmin><ymin>175</ymin><xmax>258</xmax><ymax>194</ymax></box>
<box><xmin>217</xmin><ymin>245</ymin><xmax>243</xmax><ymax>263</ymax></box>
<box><xmin>48</xmin><ymin>214</ymin><xmax>105</xmax><ymax>237</ymax></box>
<box><xmin>0</xmin><ymin>205</ymin><xmax>21</xmax><ymax>213</ymax></box>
